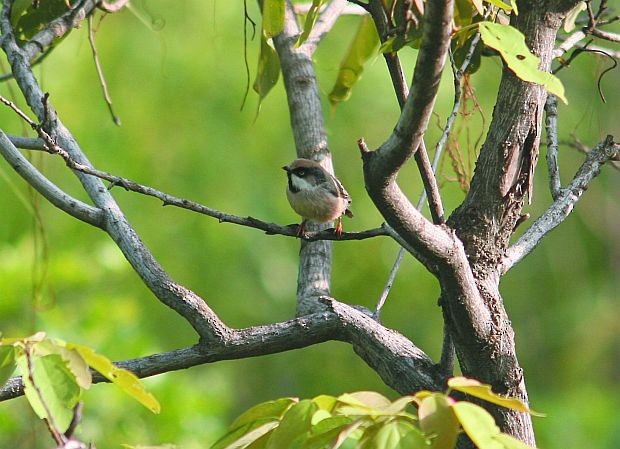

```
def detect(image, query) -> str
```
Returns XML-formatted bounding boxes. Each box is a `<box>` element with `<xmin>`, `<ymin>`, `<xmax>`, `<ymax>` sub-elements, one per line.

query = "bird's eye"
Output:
<box><xmin>296</xmin><ymin>169</ymin><xmax>306</xmax><ymax>176</ymax></box>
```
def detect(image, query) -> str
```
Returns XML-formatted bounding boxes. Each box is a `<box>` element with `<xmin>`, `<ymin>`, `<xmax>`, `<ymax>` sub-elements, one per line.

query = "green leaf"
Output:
<box><xmin>563</xmin><ymin>2</ymin><xmax>586</xmax><ymax>32</ymax></box>
<box><xmin>494</xmin><ymin>433</ymin><xmax>537</xmax><ymax>449</ymax></box>
<box><xmin>253</xmin><ymin>33</ymin><xmax>281</xmax><ymax>116</ymax></box>
<box><xmin>17</xmin><ymin>353</ymin><xmax>80</xmax><ymax>433</ymax></box>
<box><xmin>452</xmin><ymin>401</ymin><xmax>503</xmax><ymax>449</ymax></box>
<box><xmin>312</xmin><ymin>394</ymin><xmax>337</xmax><ymax>412</ymax></box>
<box><xmin>68</xmin><ymin>343</ymin><xmax>160</xmax><ymax>414</ymax></box>
<box><xmin>262</xmin><ymin>0</ymin><xmax>285</xmax><ymax>38</ymax></box>
<box><xmin>447</xmin><ymin>377</ymin><xmax>541</xmax><ymax>415</ymax></box>
<box><xmin>485</xmin><ymin>0</ymin><xmax>512</xmax><ymax>12</ymax></box>
<box><xmin>418</xmin><ymin>393</ymin><xmax>459</xmax><ymax>449</ymax></box>
<box><xmin>266</xmin><ymin>399</ymin><xmax>317</xmax><ymax>449</ymax></box>
<box><xmin>296</xmin><ymin>0</ymin><xmax>327</xmax><ymax>47</ymax></box>
<box><xmin>232</xmin><ymin>397</ymin><xmax>297</xmax><ymax>429</ymax></box>
<box><xmin>329</xmin><ymin>15</ymin><xmax>379</xmax><ymax>107</ymax></box>
<box><xmin>478</xmin><ymin>21</ymin><xmax>567</xmax><ymax>103</ymax></box>
<box><xmin>0</xmin><ymin>345</ymin><xmax>16</xmax><ymax>388</ymax></box>
<box><xmin>35</xmin><ymin>340</ymin><xmax>92</xmax><ymax>390</ymax></box>
<box><xmin>302</xmin><ymin>416</ymin><xmax>353</xmax><ymax>449</ymax></box>
<box><xmin>13</xmin><ymin>0</ymin><xmax>72</xmax><ymax>42</ymax></box>
<box><xmin>210</xmin><ymin>419</ymin><xmax>278</xmax><ymax>449</ymax></box>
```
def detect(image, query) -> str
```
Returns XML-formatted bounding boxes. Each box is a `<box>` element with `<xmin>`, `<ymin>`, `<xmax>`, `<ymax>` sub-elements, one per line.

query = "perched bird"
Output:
<box><xmin>282</xmin><ymin>158</ymin><xmax>353</xmax><ymax>237</ymax></box>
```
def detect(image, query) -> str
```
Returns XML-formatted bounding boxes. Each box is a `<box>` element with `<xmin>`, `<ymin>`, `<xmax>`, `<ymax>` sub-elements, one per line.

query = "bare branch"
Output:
<box><xmin>502</xmin><ymin>136</ymin><xmax>620</xmax><ymax>273</ymax></box>
<box><xmin>0</xmin><ymin>300</ymin><xmax>443</xmax><ymax>402</ymax></box>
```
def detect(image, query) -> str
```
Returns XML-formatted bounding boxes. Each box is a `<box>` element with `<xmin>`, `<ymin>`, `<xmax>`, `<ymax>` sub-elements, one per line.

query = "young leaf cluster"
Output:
<box><xmin>210</xmin><ymin>377</ymin><xmax>540</xmax><ymax>449</ymax></box>
<box><xmin>0</xmin><ymin>332</ymin><xmax>160</xmax><ymax>435</ymax></box>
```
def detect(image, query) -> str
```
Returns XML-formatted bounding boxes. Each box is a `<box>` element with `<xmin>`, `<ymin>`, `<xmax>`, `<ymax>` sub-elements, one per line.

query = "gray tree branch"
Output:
<box><xmin>0</xmin><ymin>299</ymin><xmax>443</xmax><ymax>403</ymax></box>
<box><xmin>0</xmin><ymin>130</ymin><xmax>103</xmax><ymax>227</ymax></box>
<box><xmin>502</xmin><ymin>135</ymin><xmax>619</xmax><ymax>273</ymax></box>
<box><xmin>1</xmin><ymin>0</ymin><xmax>230</xmax><ymax>342</ymax></box>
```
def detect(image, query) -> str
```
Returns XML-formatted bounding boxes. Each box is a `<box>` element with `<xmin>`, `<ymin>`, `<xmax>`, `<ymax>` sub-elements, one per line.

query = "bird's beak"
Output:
<box><xmin>282</xmin><ymin>165</ymin><xmax>290</xmax><ymax>172</ymax></box>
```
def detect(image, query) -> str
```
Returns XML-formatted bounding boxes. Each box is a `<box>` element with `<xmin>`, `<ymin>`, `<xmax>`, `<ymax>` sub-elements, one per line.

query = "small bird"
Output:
<box><xmin>282</xmin><ymin>158</ymin><xmax>353</xmax><ymax>237</ymax></box>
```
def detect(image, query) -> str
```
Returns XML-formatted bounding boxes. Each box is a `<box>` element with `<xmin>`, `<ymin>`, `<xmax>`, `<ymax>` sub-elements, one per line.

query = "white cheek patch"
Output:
<box><xmin>291</xmin><ymin>174</ymin><xmax>315</xmax><ymax>191</ymax></box>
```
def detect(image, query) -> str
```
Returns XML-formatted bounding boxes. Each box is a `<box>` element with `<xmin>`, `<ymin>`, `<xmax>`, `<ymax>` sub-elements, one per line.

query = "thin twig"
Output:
<box><xmin>88</xmin><ymin>15</ymin><xmax>121</xmax><ymax>126</ymax></box>
<box><xmin>501</xmin><ymin>135</ymin><xmax>619</xmax><ymax>273</ymax></box>
<box><xmin>0</xmin><ymin>95</ymin><xmax>386</xmax><ymax>242</ymax></box>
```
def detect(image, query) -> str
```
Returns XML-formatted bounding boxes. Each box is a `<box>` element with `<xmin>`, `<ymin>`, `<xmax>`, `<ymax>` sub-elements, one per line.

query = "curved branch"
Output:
<box><xmin>0</xmin><ymin>130</ymin><xmax>103</xmax><ymax>227</ymax></box>
<box><xmin>0</xmin><ymin>2</ymin><xmax>230</xmax><ymax>342</ymax></box>
<box><xmin>0</xmin><ymin>300</ymin><xmax>443</xmax><ymax>402</ymax></box>
<box><xmin>502</xmin><ymin>135</ymin><xmax>619</xmax><ymax>273</ymax></box>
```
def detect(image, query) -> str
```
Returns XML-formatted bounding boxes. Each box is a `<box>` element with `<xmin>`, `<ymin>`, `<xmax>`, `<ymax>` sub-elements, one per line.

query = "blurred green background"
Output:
<box><xmin>0</xmin><ymin>1</ymin><xmax>618</xmax><ymax>448</ymax></box>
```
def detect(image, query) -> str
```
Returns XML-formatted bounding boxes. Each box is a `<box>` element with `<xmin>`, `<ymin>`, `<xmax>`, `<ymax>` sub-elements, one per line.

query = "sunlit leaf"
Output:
<box><xmin>262</xmin><ymin>0</ymin><xmax>285</xmax><ymax>38</ymax></box>
<box><xmin>2</xmin><ymin>331</ymin><xmax>46</xmax><ymax>345</ymax></box>
<box><xmin>266</xmin><ymin>399</ymin><xmax>317</xmax><ymax>449</ymax></box>
<box><xmin>329</xmin><ymin>15</ymin><xmax>379</xmax><ymax>107</ymax></box>
<box><xmin>418</xmin><ymin>393</ymin><xmax>459</xmax><ymax>449</ymax></box>
<box><xmin>312</xmin><ymin>394</ymin><xmax>337</xmax><ymax>412</ymax></box>
<box><xmin>339</xmin><ymin>391</ymin><xmax>392</xmax><ymax>410</ymax></box>
<box><xmin>210</xmin><ymin>420</ymin><xmax>279</xmax><ymax>449</ymax></box>
<box><xmin>253</xmin><ymin>33</ymin><xmax>281</xmax><ymax>116</ymax></box>
<box><xmin>471</xmin><ymin>0</ymin><xmax>484</xmax><ymax>15</ymax></box>
<box><xmin>563</xmin><ymin>1</ymin><xmax>586</xmax><ymax>32</ymax></box>
<box><xmin>485</xmin><ymin>0</ymin><xmax>512</xmax><ymax>12</ymax></box>
<box><xmin>296</xmin><ymin>0</ymin><xmax>327</xmax><ymax>47</ymax></box>
<box><xmin>302</xmin><ymin>416</ymin><xmax>353</xmax><ymax>449</ymax></box>
<box><xmin>232</xmin><ymin>397</ymin><xmax>297</xmax><ymax>429</ymax></box>
<box><xmin>448</xmin><ymin>377</ymin><xmax>541</xmax><ymax>415</ymax></box>
<box><xmin>35</xmin><ymin>340</ymin><xmax>91</xmax><ymax>390</ymax></box>
<box><xmin>452</xmin><ymin>401</ymin><xmax>503</xmax><ymax>449</ymax></box>
<box><xmin>478</xmin><ymin>21</ymin><xmax>567</xmax><ymax>103</ymax></box>
<box><xmin>494</xmin><ymin>433</ymin><xmax>538</xmax><ymax>449</ymax></box>
<box><xmin>16</xmin><ymin>353</ymin><xmax>80</xmax><ymax>433</ymax></box>
<box><xmin>68</xmin><ymin>343</ymin><xmax>160</xmax><ymax>413</ymax></box>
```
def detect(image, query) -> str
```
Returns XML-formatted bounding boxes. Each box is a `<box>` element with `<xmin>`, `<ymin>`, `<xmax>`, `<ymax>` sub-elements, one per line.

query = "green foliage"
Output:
<box><xmin>211</xmin><ymin>378</ymin><xmax>539</xmax><ymax>449</ymax></box>
<box><xmin>0</xmin><ymin>332</ymin><xmax>160</xmax><ymax>434</ymax></box>
<box><xmin>477</xmin><ymin>21</ymin><xmax>567</xmax><ymax>103</ymax></box>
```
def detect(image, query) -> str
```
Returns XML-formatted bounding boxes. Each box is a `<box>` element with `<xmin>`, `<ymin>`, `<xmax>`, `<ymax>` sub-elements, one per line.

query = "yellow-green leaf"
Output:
<box><xmin>418</xmin><ymin>393</ymin><xmax>459</xmax><ymax>449</ymax></box>
<box><xmin>265</xmin><ymin>399</ymin><xmax>316</xmax><ymax>449</ymax></box>
<box><xmin>494</xmin><ymin>433</ymin><xmax>537</xmax><ymax>449</ymax></box>
<box><xmin>253</xmin><ymin>33</ymin><xmax>281</xmax><ymax>116</ymax></box>
<box><xmin>329</xmin><ymin>15</ymin><xmax>379</xmax><ymax>107</ymax></box>
<box><xmin>564</xmin><ymin>2</ymin><xmax>586</xmax><ymax>32</ymax></box>
<box><xmin>232</xmin><ymin>397</ymin><xmax>297</xmax><ymax>429</ymax></box>
<box><xmin>478</xmin><ymin>21</ymin><xmax>567</xmax><ymax>103</ymax></box>
<box><xmin>68</xmin><ymin>343</ymin><xmax>160</xmax><ymax>414</ymax></box>
<box><xmin>452</xmin><ymin>401</ymin><xmax>503</xmax><ymax>449</ymax></box>
<box><xmin>447</xmin><ymin>377</ymin><xmax>540</xmax><ymax>415</ymax></box>
<box><xmin>262</xmin><ymin>0</ymin><xmax>285</xmax><ymax>38</ymax></box>
<box><xmin>17</xmin><ymin>353</ymin><xmax>80</xmax><ymax>433</ymax></box>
